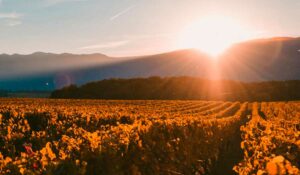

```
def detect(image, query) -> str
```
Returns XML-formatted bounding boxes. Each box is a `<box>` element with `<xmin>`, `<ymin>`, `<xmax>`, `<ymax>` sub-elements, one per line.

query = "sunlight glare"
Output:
<box><xmin>178</xmin><ymin>15</ymin><xmax>249</xmax><ymax>57</ymax></box>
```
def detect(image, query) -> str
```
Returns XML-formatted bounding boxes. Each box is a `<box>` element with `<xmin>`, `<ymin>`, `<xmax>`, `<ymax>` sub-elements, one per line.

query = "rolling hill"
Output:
<box><xmin>0</xmin><ymin>37</ymin><xmax>299</xmax><ymax>91</ymax></box>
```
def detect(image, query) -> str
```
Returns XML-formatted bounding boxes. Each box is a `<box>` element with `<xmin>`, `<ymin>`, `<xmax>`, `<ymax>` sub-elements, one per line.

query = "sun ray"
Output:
<box><xmin>178</xmin><ymin>15</ymin><xmax>250</xmax><ymax>58</ymax></box>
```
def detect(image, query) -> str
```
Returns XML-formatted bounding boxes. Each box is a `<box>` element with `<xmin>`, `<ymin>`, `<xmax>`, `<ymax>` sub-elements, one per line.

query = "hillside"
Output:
<box><xmin>1</xmin><ymin>37</ymin><xmax>300</xmax><ymax>91</ymax></box>
<box><xmin>73</xmin><ymin>37</ymin><xmax>300</xmax><ymax>83</ymax></box>
<box><xmin>0</xmin><ymin>52</ymin><xmax>117</xmax><ymax>78</ymax></box>
<box><xmin>220</xmin><ymin>37</ymin><xmax>300</xmax><ymax>81</ymax></box>
<box><xmin>0</xmin><ymin>52</ymin><xmax>128</xmax><ymax>90</ymax></box>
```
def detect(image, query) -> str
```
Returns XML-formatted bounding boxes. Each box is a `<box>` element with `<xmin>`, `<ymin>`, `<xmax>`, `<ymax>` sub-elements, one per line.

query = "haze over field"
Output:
<box><xmin>0</xmin><ymin>0</ymin><xmax>299</xmax><ymax>91</ymax></box>
<box><xmin>0</xmin><ymin>37</ymin><xmax>300</xmax><ymax>90</ymax></box>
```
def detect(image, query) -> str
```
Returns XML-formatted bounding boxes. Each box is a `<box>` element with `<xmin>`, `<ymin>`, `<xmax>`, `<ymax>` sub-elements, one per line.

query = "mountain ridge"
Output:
<box><xmin>0</xmin><ymin>36</ymin><xmax>300</xmax><ymax>90</ymax></box>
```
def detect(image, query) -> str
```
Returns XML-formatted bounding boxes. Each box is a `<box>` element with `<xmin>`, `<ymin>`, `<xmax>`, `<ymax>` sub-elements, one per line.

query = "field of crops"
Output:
<box><xmin>0</xmin><ymin>99</ymin><xmax>299</xmax><ymax>175</ymax></box>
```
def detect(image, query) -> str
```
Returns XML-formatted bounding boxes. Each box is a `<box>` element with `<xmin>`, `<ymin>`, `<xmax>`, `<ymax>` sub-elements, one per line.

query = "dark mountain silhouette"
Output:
<box><xmin>0</xmin><ymin>37</ymin><xmax>300</xmax><ymax>91</ymax></box>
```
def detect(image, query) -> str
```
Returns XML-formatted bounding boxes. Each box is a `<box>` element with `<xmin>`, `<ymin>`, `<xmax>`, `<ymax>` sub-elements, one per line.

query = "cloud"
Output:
<box><xmin>0</xmin><ymin>12</ymin><xmax>23</xmax><ymax>19</ymax></box>
<box><xmin>0</xmin><ymin>12</ymin><xmax>23</xmax><ymax>27</ymax></box>
<box><xmin>79</xmin><ymin>40</ymin><xmax>129</xmax><ymax>50</ymax></box>
<box><xmin>110</xmin><ymin>5</ymin><xmax>136</xmax><ymax>21</ymax></box>
<box><xmin>44</xmin><ymin>0</ymin><xmax>86</xmax><ymax>6</ymax></box>
<box><xmin>6</xmin><ymin>20</ymin><xmax>22</xmax><ymax>26</ymax></box>
<box><xmin>123</xmin><ymin>33</ymin><xmax>178</xmax><ymax>40</ymax></box>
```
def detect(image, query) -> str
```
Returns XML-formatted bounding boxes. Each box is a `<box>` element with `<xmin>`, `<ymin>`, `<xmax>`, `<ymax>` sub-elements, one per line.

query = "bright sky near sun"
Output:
<box><xmin>0</xmin><ymin>0</ymin><xmax>299</xmax><ymax>56</ymax></box>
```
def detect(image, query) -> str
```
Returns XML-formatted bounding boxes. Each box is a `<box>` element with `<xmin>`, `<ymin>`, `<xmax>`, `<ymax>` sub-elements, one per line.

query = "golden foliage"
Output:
<box><xmin>0</xmin><ymin>99</ymin><xmax>298</xmax><ymax>174</ymax></box>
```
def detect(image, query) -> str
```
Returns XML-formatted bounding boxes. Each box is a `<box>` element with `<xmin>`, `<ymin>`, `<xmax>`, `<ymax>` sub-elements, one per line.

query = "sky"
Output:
<box><xmin>0</xmin><ymin>0</ymin><xmax>299</xmax><ymax>56</ymax></box>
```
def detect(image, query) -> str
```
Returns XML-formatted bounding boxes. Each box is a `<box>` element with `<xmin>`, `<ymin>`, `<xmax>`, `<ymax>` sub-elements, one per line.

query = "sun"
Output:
<box><xmin>178</xmin><ymin>15</ymin><xmax>249</xmax><ymax>57</ymax></box>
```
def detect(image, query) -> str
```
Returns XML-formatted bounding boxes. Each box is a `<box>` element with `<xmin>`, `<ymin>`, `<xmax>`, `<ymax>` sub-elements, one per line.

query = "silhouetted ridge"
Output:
<box><xmin>1</xmin><ymin>37</ymin><xmax>300</xmax><ymax>91</ymax></box>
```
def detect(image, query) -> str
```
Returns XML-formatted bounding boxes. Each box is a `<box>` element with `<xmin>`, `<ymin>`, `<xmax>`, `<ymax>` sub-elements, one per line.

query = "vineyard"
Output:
<box><xmin>0</xmin><ymin>99</ymin><xmax>299</xmax><ymax>175</ymax></box>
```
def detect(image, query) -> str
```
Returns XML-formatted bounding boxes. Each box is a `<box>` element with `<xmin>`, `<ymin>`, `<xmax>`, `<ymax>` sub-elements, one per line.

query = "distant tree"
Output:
<box><xmin>0</xmin><ymin>90</ymin><xmax>8</xmax><ymax>97</ymax></box>
<box><xmin>50</xmin><ymin>77</ymin><xmax>300</xmax><ymax>101</ymax></box>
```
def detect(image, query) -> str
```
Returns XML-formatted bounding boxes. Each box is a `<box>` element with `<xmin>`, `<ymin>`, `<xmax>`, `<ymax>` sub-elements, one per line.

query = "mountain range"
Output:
<box><xmin>0</xmin><ymin>37</ymin><xmax>299</xmax><ymax>91</ymax></box>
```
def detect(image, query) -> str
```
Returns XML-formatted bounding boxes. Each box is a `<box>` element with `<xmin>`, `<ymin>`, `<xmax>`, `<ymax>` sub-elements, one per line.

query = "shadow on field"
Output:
<box><xmin>210</xmin><ymin>108</ymin><xmax>251</xmax><ymax>175</ymax></box>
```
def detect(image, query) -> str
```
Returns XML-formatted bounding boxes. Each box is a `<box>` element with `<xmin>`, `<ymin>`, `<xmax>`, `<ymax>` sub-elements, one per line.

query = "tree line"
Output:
<box><xmin>50</xmin><ymin>76</ymin><xmax>300</xmax><ymax>101</ymax></box>
<box><xmin>0</xmin><ymin>90</ymin><xmax>8</xmax><ymax>97</ymax></box>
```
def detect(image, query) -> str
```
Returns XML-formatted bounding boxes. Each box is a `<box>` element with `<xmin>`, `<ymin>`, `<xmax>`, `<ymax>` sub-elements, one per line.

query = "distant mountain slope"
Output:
<box><xmin>0</xmin><ymin>37</ymin><xmax>300</xmax><ymax>90</ymax></box>
<box><xmin>0</xmin><ymin>52</ymin><xmax>117</xmax><ymax>79</ymax></box>
<box><xmin>0</xmin><ymin>52</ymin><xmax>127</xmax><ymax>90</ymax></box>
<box><xmin>67</xmin><ymin>49</ymin><xmax>214</xmax><ymax>85</ymax></box>
<box><xmin>220</xmin><ymin>37</ymin><xmax>300</xmax><ymax>81</ymax></box>
<box><xmin>62</xmin><ymin>37</ymin><xmax>300</xmax><ymax>86</ymax></box>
